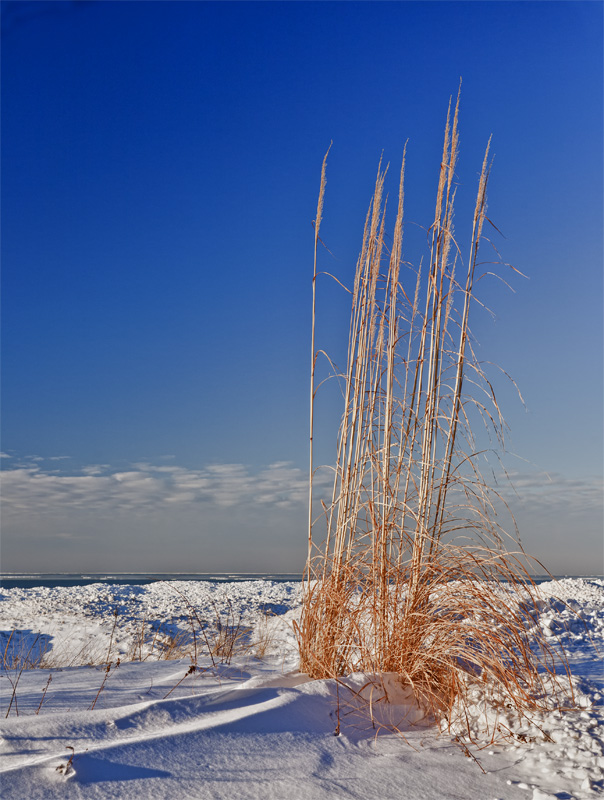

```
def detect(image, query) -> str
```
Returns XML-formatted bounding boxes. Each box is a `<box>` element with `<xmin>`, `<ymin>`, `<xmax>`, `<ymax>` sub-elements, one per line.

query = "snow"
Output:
<box><xmin>1</xmin><ymin>578</ymin><xmax>602</xmax><ymax>799</ymax></box>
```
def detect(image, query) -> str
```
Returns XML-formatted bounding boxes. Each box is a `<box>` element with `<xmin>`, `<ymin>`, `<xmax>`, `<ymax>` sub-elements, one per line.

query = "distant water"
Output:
<box><xmin>0</xmin><ymin>573</ymin><xmax>304</xmax><ymax>591</ymax></box>
<box><xmin>1</xmin><ymin>572</ymin><xmax>601</xmax><ymax>591</ymax></box>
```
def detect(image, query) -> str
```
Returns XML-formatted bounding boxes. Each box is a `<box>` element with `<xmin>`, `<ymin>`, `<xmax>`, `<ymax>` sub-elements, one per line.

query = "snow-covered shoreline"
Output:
<box><xmin>1</xmin><ymin>578</ymin><xmax>603</xmax><ymax>799</ymax></box>
<box><xmin>1</xmin><ymin>579</ymin><xmax>303</xmax><ymax>667</ymax></box>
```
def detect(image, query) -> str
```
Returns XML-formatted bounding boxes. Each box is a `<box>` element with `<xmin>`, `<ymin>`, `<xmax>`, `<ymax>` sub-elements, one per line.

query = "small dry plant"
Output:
<box><xmin>296</xmin><ymin>91</ymin><xmax>571</xmax><ymax>742</ymax></box>
<box><xmin>163</xmin><ymin>584</ymin><xmax>247</xmax><ymax>666</ymax></box>
<box><xmin>2</xmin><ymin>629</ymin><xmax>54</xmax><ymax>717</ymax></box>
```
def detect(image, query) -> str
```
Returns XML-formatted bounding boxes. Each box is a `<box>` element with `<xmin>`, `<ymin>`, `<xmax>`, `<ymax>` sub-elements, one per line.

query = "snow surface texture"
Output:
<box><xmin>1</xmin><ymin>578</ymin><xmax>602</xmax><ymax>799</ymax></box>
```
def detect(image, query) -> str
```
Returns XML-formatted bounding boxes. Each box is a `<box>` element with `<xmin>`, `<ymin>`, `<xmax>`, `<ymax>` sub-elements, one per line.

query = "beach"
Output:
<box><xmin>1</xmin><ymin>577</ymin><xmax>602</xmax><ymax>799</ymax></box>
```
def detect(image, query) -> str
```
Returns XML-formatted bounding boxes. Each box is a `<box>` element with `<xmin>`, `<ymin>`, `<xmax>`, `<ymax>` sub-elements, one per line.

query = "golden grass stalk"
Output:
<box><xmin>308</xmin><ymin>144</ymin><xmax>331</xmax><ymax>573</ymax></box>
<box><xmin>297</xmin><ymin>92</ymin><xmax>571</xmax><ymax>741</ymax></box>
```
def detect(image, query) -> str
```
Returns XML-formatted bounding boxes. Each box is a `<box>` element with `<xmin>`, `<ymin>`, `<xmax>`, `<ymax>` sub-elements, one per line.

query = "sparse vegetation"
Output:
<box><xmin>1</xmin><ymin>591</ymin><xmax>257</xmax><ymax>716</ymax></box>
<box><xmin>297</xmin><ymin>90</ymin><xmax>572</xmax><ymax>742</ymax></box>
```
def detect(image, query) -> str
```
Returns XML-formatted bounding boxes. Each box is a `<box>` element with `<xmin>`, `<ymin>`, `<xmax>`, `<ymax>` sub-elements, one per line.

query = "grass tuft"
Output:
<box><xmin>297</xmin><ymin>91</ymin><xmax>572</xmax><ymax>743</ymax></box>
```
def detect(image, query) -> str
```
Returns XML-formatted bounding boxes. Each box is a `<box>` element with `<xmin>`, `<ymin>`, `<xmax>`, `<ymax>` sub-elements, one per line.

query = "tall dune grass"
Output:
<box><xmin>297</xmin><ymin>92</ymin><xmax>571</xmax><ymax>738</ymax></box>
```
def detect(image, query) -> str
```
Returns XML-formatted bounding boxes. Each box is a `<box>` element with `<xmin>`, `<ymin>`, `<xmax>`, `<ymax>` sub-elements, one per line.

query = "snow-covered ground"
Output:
<box><xmin>1</xmin><ymin>578</ymin><xmax>602</xmax><ymax>799</ymax></box>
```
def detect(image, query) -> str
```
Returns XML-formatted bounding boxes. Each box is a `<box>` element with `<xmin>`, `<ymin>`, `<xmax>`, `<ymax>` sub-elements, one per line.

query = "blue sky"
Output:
<box><xmin>1</xmin><ymin>0</ymin><xmax>602</xmax><ymax>574</ymax></box>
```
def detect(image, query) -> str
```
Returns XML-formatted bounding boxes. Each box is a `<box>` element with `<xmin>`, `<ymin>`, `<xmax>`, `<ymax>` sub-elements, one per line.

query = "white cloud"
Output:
<box><xmin>2</xmin><ymin>458</ymin><xmax>600</xmax><ymax>549</ymax></box>
<box><xmin>2</xmin><ymin>457</ymin><xmax>600</xmax><ymax>524</ymax></box>
<box><xmin>1</xmin><ymin>458</ymin><xmax>600</xmax><ymax>574</ymax></box>
<box><xmin>0</xmin><ymin>460</ymin><xmax>317</xmax><ymax>516</ymax></box>
<box><xmin>496</xmin><ymin>470</ymin><xmax>603</xmax><ymax>516</ymax></box>
<box><xmin>2</xmin><ymin>461</ymin><xmax>603</xmax><ymax>515</ymax></box>
<box><xmin>81</xmin><ymin>464</ymin><xmax>111</xmax><ymax>476</ymax></box>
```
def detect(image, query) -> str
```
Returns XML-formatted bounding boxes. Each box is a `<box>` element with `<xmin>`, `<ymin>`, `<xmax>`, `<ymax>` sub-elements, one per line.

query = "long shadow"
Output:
<box><xmin>69</xmin><ymin>752</ymin><xmax>171</xmax><ymax>784</ymax></box>
<box><xmin>1</xmin><ymin>629</ymin><xmax>53</xmax><ymax>668</ymax></box>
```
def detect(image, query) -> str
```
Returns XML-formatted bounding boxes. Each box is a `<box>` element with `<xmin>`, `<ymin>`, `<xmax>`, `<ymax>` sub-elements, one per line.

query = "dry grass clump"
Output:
<box><xmin>297</xmin><ymin>91</ymin><xmax>571</xmax><ymax>740</ymax></box>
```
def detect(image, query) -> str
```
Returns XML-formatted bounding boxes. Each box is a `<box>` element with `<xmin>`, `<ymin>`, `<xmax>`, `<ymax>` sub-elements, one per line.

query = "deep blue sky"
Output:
<box><xmin>2</xmin><ymin>1</ymin><xmax>602</xmax><ymax>574</ymax></box>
